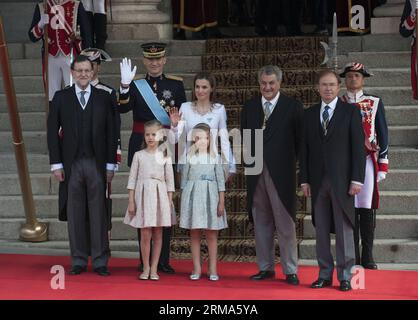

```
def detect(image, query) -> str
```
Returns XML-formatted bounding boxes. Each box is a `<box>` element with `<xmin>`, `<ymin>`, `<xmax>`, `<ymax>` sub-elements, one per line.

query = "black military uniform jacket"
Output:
<box><xmin>118</xmin><ymin>73</ymin><xmax>187</xmax><ymax>166</ymax></box>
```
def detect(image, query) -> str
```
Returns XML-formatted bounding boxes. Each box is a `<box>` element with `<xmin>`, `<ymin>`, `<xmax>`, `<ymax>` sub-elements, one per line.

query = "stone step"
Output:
<box><xmin>0</xmin><ymin>237</ymin><xmax>416</xmax><ymax>263</ymax></box>
<box><xmin>364</xmin><ymin>87</ymin><xmax>417</xmax><ymax>106</ymax></box>
<box><xmin>1</xmin><ymin>168</ymin><xmax>416</xmax><ymax>196</ymax></box>
<box><xmin>299</xmin><ymin>239</ymin><xmax>418</xmax><ymax>263</ymax></box>
<box><xmin>385</xmin><ymin>106</ymin><xmax>418</xmax><ymax>126</ymax></box>
<box><xmin>2</xmin><ymin>68</ymin><xmax>413</xmax><ymax>95</ymax></box>
<box><xmin>2</xmin><ymin>88</ymin><xmax>415</xmax><ymax>115</ymax></box>
<box><xmin>0</xmin><ymin>74</ymin><xmax>196</xmax><ymax>94</ymax></box>
<box><xmin>0</xmin><ymin>212</ymin><xmax>270</xmax><ymax>241</ymax></box>
<box><xmin>371</xmin><ymin>17</ymin><xmax>402</xmax><ymax>34</ymax></box>
<box><xmin>338</xmin><ymin>52</ymin><xmax>410</xmax><ymax>68</ymax></box>
<box><xmin>373</xmin><ymin>3</ymin><xmax>404</xmax><ymax>17</ymax></box>
<box><xmin>7</xmin><ymin>57</ymin><xmax>202</xmax><ymax>77</ymax></box>
<box><xmin>303</xmin><ymin>215</ymin><xmax>418</xmax><ymax>239</ymax></box>
<box><xmin>0</xmin><ymin>125</ymin><xmax>416</xmax><ymax>154</ymax></box>
<box><xmin>7</xmin><ymin>40</ymin><xmax>206</xmax><ymax>60</ymax></box>
<box><xmin>0</xmin><ymin>191</ymin><xmax>416</xmax><ymax>219</ymax></box>
<box><xmin>1</xmin><ymin>147</ymin><xmax>416</xmax><ymax>176</ymax></box>
<box><xmin>338</xmin><ymin>34</ymin><xmax>411</xmax><ymax>53</ymax></box>
<box><xmin>3</xmin><ymin>100</ymin><xmax>417</xmax><ymax>131</ymax></box>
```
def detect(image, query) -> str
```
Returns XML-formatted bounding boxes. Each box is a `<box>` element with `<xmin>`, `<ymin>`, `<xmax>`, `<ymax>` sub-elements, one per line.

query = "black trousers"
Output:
<box><xmin>67</xmin><ymin>157</ymin><xmax>109</xmax><ymax>268</ymax></box>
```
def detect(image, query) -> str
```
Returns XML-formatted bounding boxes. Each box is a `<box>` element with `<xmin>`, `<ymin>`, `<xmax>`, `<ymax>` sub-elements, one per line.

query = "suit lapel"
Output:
<box><xmin>89</xmin><ymin>87</ymin><xmax>96</xmax><ymax>141</ymax></box>
<box><xmin>70</xmin><ymin>85</ymin><xmax>79</xmax><ymax>139</ymax></box>
<box><xmin>264</xmin><ymin>94</ymin><xmax>288</xmax><ymax>141</ymax></box>
<box><xmin>312</xmin><ymin>104</ymin><xmax>323</xmax><ymax>140</ymax></box>
<box><xmin>249</xmin><ymin>97</ymin><xmax>264</xmax><ymax>129</ymax></box>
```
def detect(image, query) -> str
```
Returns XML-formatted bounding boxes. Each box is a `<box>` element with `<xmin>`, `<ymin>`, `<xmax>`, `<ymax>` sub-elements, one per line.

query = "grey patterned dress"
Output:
<box><xmin>180</xmin><ymin>154</ymin><xmax>228</xmax><ymax>230</ymax></box>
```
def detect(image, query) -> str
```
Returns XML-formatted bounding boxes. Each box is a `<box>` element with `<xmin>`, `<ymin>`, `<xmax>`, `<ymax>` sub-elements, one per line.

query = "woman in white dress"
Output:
<box><xmin>169</xmin><ymin>72</ymin><xmax>236</xmax><ymax>180</ymax></box>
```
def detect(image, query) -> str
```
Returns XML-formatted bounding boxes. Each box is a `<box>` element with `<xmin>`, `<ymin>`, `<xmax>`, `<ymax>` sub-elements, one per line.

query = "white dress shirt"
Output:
<box><xmin>320</xmin><ymin>96</ymin><xmax>338</xmax><ymax>124</ymax></box>
<box><xmin>301</xmin><ymin>96</ymin><xmax>362</xmax><ymax>187</ymax></box>
<box><xmin>261</xmin><ymin>90</ymin><xmax>280</xmax><ymax>115</ymax></box>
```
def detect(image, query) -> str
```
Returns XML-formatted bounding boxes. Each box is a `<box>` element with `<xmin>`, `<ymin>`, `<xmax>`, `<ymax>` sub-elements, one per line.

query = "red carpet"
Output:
<box><xmin>0</xmin><ymin>254</ymin><xmax>417</xmax><ymax>300</ymax></box>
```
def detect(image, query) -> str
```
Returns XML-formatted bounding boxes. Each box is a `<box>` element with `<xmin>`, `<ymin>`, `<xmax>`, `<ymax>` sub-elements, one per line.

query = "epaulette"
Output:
<box><xmin>133</xmin><ymin>75</ymin><xmax>144</xmax><ymax>81</ymax></box>
<box><xmin>363</xmin><ymin>92</ymin><xmax>381</xmax><ymax>99</ymax></box>
<box><xmin>165</xmin><ymin>74</ymin><xmax>183</xmax><ymax>81</ymax></box>
<box><xmin>95</xmin><ymin>82</ymin><xmax>113</xmax><ymax>95</ymax></box>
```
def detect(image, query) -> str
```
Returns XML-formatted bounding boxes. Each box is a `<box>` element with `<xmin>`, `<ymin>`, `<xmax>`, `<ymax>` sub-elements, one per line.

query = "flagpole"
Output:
<box><xmin>415</xmin><ymin>0</ymin><xmax>418</xmax><ymax>96</ymax></box>
<box><xmin>43</xmin><ymin>0</ymin><xmax>49</xmax><ymax>120</ymax></box>
<box><xmin>0</xmin><ymin>16</ymin><xmax>48</xmax><ymax>242</ymax></box>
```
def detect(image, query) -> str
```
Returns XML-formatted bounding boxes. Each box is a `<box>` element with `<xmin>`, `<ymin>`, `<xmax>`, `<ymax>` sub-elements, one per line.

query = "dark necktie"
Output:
<box><xmin>322</xmin><ymin>105</ymin><xmax>330</xmax><ymax>134</ymax></box>
<box><xmin>80</xmin><ymin>90</ymin><xmax>86</xmax><ymax>107</ymax></box>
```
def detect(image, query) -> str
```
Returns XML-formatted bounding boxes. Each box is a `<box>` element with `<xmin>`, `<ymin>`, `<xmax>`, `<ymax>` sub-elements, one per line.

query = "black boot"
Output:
<box><xmin>137</xmin><ymin>228</ymin><xmax>143</xmax><ymax>271</ymax></box>
<box><xmin>359</xmin><ymin>209</ymin><xmax>378</xmax><ymax>269</ymax></box>
<box><xmin>354</xmin><ymin>209</ymin><xmax>361</xmax><ymax>265</ymax></box>
<box><xmin>93</xmin><ymin>13</ymin><xmax>107</xmax><ymax>49</ymax></box>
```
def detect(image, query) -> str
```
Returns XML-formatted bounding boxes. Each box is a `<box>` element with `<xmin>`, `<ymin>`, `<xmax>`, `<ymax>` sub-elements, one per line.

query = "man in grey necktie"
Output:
<box><xmin>80</xmin><ymin>90</ymin><xmax>86</xmax><ymax>107</ymax></box>
<box><xmin>47</xmin><ymin>54</ymin><xmax>117</xmax><ymax>277</ymax></box>
<box><xmin>241</xmin><ymin>65</ymin><xmax>304</xmax><ymax>286</ymax></box>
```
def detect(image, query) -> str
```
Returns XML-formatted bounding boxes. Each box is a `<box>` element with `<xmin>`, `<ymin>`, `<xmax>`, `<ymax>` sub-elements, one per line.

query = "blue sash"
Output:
<box><xmin>133</xmin><ymin>79</ymin><xmax>171</xmax><ymax>126</ymax></box>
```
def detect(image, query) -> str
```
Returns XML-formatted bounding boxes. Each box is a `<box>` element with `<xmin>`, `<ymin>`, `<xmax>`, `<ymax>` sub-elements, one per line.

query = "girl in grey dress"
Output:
<box><xmin>180</xmin><ymin>123</ymin><xmax>228</xmax><ymax>281</ymax></box>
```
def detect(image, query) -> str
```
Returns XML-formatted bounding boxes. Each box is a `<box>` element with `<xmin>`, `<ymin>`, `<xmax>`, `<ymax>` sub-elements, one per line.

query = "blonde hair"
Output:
<box><xmin>141</xmin><ymin>119</ymin><xmax>168</xmax><ymax>157</ymax></box>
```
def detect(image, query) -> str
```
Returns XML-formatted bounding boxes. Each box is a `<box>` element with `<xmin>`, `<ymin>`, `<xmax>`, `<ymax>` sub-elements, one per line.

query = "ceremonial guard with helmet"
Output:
<box><xmin>400</xmin><ymin>0</ymin><xmax>418</xmax><ymax>99</ymax></box>
<box><xmin>28</xmin><ymin>0</ymin><xmax>92</xmax><ymax>101</ymax></box>
<box><xmin>340</xmin><ymin>62</ymin><xmax>389</xmax><ymax>270</ymax></box>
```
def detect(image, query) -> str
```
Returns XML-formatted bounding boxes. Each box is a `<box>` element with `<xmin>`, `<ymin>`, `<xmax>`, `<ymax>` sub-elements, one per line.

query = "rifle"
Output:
<box><xmin>43</xmin><ymin>0</ymin><xmax>49</xmax><ymax>118</ymax></box>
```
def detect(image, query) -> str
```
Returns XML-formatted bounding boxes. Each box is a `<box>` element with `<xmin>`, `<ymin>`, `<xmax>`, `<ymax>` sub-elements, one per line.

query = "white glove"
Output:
<box><xmin>377</xmin><ymin>171</ymin><xmax>386</xmax><ymax>183</ymax></box>
<box><xmin>38</xmin><ymin>13</ymin><xmax>49</xmax><ymax>29</ymax></box>
<box><xmin>120</xmin><ymin>57</ymin><xmax>137</xmax><ymax>86</ymax></box>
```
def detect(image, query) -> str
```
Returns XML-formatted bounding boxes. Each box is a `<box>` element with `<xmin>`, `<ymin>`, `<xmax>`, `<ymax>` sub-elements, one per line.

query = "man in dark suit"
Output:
<box><xmin>47</xmin><ymin>54</ymin><xmax>117</xmax><ymax>276</ymax></box>
<box><xmin>299</xmin><ymin>69</ymin><xmax>366</xmax><ymax>291</ymax></box>
<box><xmin>241</xmin><ymin>65</ymin><xmax>304</xmax><ymax>286</ymax></box>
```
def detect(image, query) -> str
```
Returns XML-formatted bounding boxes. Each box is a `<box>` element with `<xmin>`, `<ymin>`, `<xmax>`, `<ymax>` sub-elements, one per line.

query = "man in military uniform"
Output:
<box><xmin>80</xmin><ymin>47</ymin><xmax>122</xmax><ymax>240</ymax></box>
<box><xmin>340</xmin><ymin>62</ymin><xmax>389</xmax><ymax>270</ymax></box>
<box><xmin>118</xmin><ymin>42</ymin><xmax>187</xmax><ymax>274</ymax></box>
<box><xmin>28</xmin><ymin>0</ymin><xmax>92</xmax><ymax>102</ymax></box>
<box><xmin>400</xmin><ymin>0</ymin><xmax>417</xmax><ymax>100</ymax></box>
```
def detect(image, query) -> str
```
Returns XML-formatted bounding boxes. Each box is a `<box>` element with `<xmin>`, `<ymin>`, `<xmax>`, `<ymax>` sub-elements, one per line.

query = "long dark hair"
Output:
<box><xmin>188</xmin><ymin>123</ymin><xmax>217</xmax><ymax>159</ymax></box>
<box><xmin>192</xmin><ymin>72</ymin><xmax>217</xmax><ymax>103</ymax></box>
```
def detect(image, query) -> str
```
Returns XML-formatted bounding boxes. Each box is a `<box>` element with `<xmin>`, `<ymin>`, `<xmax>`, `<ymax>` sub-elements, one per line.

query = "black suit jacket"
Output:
<box><xmin>299</xmin><ymin>98</ymin><xmax>366</xmax><ymax>230</ymax></box>
<box><xmin>47</xmin><ymin>85</ymin><xmax>117</xmax><ymax>221</ymax></box>
<box><xmin>241</xmin><ymin>93</ymin><xmax>304</xmax><ymax>222</ymax></box>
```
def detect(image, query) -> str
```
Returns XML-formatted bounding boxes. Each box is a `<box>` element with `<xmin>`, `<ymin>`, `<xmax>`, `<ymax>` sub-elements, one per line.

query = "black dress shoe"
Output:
<box><xmin>69</xmin><ymin>265</ymin><xmax>87</xmax><ymax>275</ymax></box>
<box><xmin>339</xmin><ymin>280</ymin><xmax>352</xmax><ymax>291</ymax></box>
<box><xmin>362</xmin><ymin>262</ymin><xmax>378</xmax><ymax>270</ymax></box>
<box><xmin>158</xmin><ymin>264</ymin><xmax>175</xmax><ymax>274</ymax></box>
<box><xmin>250</xmin><ymin>270</ymin><xmax>275</xmax><ymax>280</ymax></box>
<box><xmin>311</xmin><ymin>278</ymin><xmax>332</xmax><ymax>288</ymax></box>
<box><xmin>285</xmin><ymin>274</ymin><xmax>300</xmax><ymax>285</ymax></box>
<box><xmin>94</xmin><ymin>266</ymin><xmax>110</xmax><ymax>276</ymax></box>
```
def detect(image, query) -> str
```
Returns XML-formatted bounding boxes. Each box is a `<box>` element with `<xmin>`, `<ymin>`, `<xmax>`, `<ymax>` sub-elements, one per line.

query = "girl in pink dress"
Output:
<box><xmin>124</xmin><ymin>120</ymin><xmax>175</xmax><ymax>281</ymax></box>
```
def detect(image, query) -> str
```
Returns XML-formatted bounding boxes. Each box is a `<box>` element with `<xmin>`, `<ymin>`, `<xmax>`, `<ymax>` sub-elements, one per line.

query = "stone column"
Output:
<box><xmin>108</xmin><ymin>0</ymin><xmax>172</xmax><ymax>40</ymax></box>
